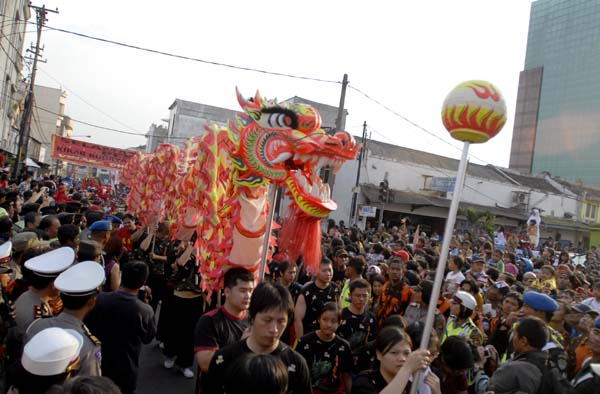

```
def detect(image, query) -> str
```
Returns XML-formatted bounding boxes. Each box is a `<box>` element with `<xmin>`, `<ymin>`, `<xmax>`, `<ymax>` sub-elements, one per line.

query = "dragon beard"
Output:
<box><xmin>278</xmin><ymin>203</ymin><xmax>322</xmax><ymax>275</ymax></box>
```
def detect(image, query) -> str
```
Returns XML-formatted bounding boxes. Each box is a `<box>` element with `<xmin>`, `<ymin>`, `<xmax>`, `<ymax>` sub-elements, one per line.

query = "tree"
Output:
<box><xmin>459</xmin><ymin>208</ymin><xmax>496</xmax><ymax>237</ymax></box>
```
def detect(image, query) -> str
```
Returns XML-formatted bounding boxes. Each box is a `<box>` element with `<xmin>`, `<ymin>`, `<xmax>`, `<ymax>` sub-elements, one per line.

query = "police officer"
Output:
<box><xmin>25</xmin><ymin>261</ymin><xmax>105</xmax><ymax>377</ymax></box>
<box><xmin>13</xmin><ymin>247</ymin><xmax>74</xmax><ymax>337</ymax></box>
<box><xmin>443</xmin><ymin>290</ymin><xmax>483</xmax><ymax>345</ymax></box>
<box><xmin>13</xmin><ymin>327</ymin><xmax>83</xmax><ymax>393</ymax></box>
<box><xmin>508</xmin><ymin>290</ymin><xmax>568</xmax><ymax>377</ymax></box>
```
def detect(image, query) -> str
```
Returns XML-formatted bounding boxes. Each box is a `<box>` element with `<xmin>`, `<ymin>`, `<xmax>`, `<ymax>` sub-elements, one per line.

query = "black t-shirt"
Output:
<box><xmin>202</xmin><ymin>338</ymin><xmax>312</xmax><ymax>394</ymax></box>
<box><xmin>300</xmin><ymin>282</ymin><xmax>341</xmax><ymax>332</ymax></box>
<box><xmin>84</xmin><ymin>291</ymin><xmax>156</xmax><ymax>394</ymax></box>
<box><xmin>193</xmin><ymin>306</ymin><xmax>249</xmax><ymax>352</ymax></box>
<box><xmin>351</xmin><ymin>370</ymin><xmax>390</xmax><ymax>394</ymax></box>
<box><xmin>288</xmin><ymin>282</ymin><xmax>303</xmax><ymax>303</ymax></box>
<box><xmin>352</xmin><ymin>341</ymin><xmax>378</xmax><ymax>374</ymax></box>
<box><xmin>337</xmin><ymin>308</ymin><xmax>377</xmax><ymax>350</ymax></box>
<box><xmin>295</xmin><ymin>332</ymin><xmax>352</xmax><ymax>393</ymax></box>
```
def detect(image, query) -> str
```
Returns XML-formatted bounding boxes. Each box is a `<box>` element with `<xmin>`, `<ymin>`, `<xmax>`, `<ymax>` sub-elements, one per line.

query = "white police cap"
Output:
<box><xmin>22</xmin><ymin>327</ymin><xmax>83</xmax><ymax>376</ymax></box>
<box><xmin>0</xmin><ymin>241</ymin><xmax>11</xmax><ymax>260</ymax></box>
<box><xmin>54</xmin><ymin>261</ymin><xmax>105</xmax><ymax>296</ymax></box>
<box><xmin>24</xmin><ymin>247</ymin><xmax>74</xmax><ymax>278</ymax></box>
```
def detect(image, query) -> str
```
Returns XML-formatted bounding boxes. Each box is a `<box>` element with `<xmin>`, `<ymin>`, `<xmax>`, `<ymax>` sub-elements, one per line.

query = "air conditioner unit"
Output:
<box><xmin>513</xmin><ymin>192</ymin><xmax>528</xmax><ymax>204</ymax></box>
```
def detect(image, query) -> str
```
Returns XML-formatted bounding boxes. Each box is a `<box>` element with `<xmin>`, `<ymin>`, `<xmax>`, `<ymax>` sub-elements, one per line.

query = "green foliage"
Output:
<box><xmin>459</xmin><ymin>208</ymin><xmax>496</xmax><ymax>237</ymax></box>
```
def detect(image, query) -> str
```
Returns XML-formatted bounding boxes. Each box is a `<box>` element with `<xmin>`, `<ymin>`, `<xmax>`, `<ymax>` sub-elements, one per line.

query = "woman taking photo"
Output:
<box><xmin>351</xmin><ymin>326</ymin><xmax>439</xmax><ymax>394</ymax></box>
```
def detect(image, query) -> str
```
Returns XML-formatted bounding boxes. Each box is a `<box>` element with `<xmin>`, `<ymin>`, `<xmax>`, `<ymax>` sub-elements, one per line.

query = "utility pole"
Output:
<box><xmin>13</xmin><ymin>4</ymin><xmax>58</xmax><ymax>179</ymax></box>
<box><xmin>322</xmin><ymin>74</ymin><xmax>349</xmax><ymax>195</ymax></box>
<box><xmin>349</xmin><ymin>121</ymin><xmax>367</xmax><ymax>225</ymax></box>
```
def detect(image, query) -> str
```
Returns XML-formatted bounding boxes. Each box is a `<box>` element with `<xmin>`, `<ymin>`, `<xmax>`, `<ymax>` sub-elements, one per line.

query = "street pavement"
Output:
<box><xmin>137</xmin><ymin>340</ymin><xmax>195</xmax><ymax>394</ymax></box>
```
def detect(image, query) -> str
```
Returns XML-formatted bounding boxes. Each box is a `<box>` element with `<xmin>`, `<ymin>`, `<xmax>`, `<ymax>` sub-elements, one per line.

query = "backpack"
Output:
<box><xmin>522</xmin><ymin>352</ymin><xmax>575</xmax><ymax>394</ymax></box>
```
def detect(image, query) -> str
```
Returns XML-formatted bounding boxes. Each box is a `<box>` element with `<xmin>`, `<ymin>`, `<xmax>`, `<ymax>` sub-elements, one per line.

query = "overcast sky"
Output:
<box><xmin>26</xmin><ymin>0</ymin><xmax>532</xmax><ymax>167</ymax></box>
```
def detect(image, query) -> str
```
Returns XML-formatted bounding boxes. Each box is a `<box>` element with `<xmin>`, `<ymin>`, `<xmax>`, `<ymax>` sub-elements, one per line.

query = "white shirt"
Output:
<box><xmin>445</xmin><ymin>270</ymin><xmax>465</xmax><ymax>293</ymax></box>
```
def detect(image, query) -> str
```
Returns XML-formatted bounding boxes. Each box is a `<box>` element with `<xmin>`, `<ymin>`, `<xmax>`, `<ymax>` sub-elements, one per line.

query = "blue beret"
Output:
<box><xmin>595</xmin><ymin>317</ymin><xmax>600</xmax><ymax>329</ymax></box>
<box><xmin>106</xmin><ymin>215</ymin><xmax>122</xmax><ymax>224</ymax></box>
<box><xmin>523</xmin><ymin>291</ymin><xmax>559</xmax><ymax>312</ymax></box>
<box><xmin>89</xmin><ymin>220</ymin><xmax>112</xmax><ymax>232</ymax></box>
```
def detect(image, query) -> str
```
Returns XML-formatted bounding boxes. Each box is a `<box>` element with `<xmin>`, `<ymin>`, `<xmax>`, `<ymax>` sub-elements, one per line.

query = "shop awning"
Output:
<box><xmin>23</xmin><ymin>158</ymin><xmax>40</xmax><ymax>168</ymax></box>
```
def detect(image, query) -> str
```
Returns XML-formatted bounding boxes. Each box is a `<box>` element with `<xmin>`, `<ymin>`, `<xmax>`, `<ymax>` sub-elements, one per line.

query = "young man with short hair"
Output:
<box><xmin>337</xmin><ymin>279</ymin><xmax>377</xmax><ymax>350</ymax></box>
<box><xmin>488</xmin><ymin>317</ymin><xmax>551</xmax><ymax>394</ymax></box>
<box><xmin>375</xmin><ymin>257</ymin><xmax>414</xmax><ymax>326</ymax></box>
<box><xmin>202</xmin><ymin>282</ymin><xmax>311</xmax><ymax>394</ymax></box>
<box><xmin>193</xmin><ymin>268</ymin><xmax>254</xmax><ymax>390</ymax></box>
<box><xmin>294</xmin><ymin>258</ymin><xmax>341</xmax><ymax>339</ymax></box>
<box><xmin>340</xmin><ymin>256</ymin><xmax>366</xmax><ymax>309</ymax></box>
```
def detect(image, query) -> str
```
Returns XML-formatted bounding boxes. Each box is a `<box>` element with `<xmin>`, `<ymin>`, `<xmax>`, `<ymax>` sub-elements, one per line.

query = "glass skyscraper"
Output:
<box><xmin>509</xmin><ymin>0</ymin><xmax>600</xmax><ymax>184</ymax></box>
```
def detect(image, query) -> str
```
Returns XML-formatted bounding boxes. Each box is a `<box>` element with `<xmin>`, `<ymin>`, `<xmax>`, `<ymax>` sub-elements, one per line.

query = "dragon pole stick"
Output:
<box><xmin>410</xmin><ymin>141</ymin><xmax>469</xmax><ymax>394</ymax></box>
<box><xmin>258</xmin><ymin>184</ymin><xmax>278</xmax><ymax>282</ymax></box>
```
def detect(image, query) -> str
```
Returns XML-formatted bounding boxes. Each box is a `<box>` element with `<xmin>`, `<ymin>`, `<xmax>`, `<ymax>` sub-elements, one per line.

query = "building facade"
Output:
<box><xmin>509</xmin><ymin>0</ymin><xmax>600</xmax><ymax>184</ymax></box>
<box><xmin>0</xmin><ymin>1</ymin><xmax>30</xmax><ymax>167</ymax></box>
<box><xmin>31</xmin><ymin>84</ymin><xmax>68</xmax><ymax>166</ymax></box>
<box><xmin>332</xmin><ymin>137</ymin><xmax>599</xmax><ymax>249</ymax></box>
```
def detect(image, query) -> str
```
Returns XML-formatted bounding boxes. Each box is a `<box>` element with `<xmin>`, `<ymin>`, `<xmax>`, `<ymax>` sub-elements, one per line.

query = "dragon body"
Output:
<box><xmin>123</xmin><ymin>89</ymin><xmax>360</xmax><ymax>291</ymax></box>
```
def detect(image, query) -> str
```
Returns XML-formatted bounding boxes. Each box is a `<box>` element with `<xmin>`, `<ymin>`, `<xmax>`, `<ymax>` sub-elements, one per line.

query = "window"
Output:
<box><xmin>586</xmin><ymin>203</ymin><xmax>597</xmax><ymax>219</ymax></box>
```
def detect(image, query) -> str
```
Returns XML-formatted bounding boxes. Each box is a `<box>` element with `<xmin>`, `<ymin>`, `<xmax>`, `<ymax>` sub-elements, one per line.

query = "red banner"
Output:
<box><xmin>51</xmin><ymin>135</ymin><xmax>137</xmax><ymax>170</ymax></box>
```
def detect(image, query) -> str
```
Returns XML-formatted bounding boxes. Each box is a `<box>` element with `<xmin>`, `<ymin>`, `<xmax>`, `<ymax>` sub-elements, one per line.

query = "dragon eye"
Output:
<box><xmin>264</xmin><ymin>113</ymin><xmax>295</xmax><ymax>129</ymax></box>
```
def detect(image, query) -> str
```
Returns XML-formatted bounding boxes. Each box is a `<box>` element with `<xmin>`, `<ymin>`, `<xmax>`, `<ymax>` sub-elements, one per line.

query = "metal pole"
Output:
<box><xmin>350</xmin><ymin>121</ymin><xmax>367</xmax><ymax>225</ymax></box>
<box><xmin>258</xmin><ymin>184</ymin><xmax>278</xmax><ymax>282</ymax></box>
<box><xmin>410</xmin><ymin>141</ymin><xmax>470</xmax><ymax>394</ymax></box>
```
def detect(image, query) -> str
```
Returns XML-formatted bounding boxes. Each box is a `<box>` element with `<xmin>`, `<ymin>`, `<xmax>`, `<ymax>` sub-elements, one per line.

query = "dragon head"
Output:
<box><xmin>233</xmin><ymin>89</ymin><xmax>360</xmax><ymax>218</ymax></box>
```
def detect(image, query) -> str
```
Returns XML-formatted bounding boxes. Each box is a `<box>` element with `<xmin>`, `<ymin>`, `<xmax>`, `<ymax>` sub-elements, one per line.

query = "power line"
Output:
<box><xmin>37</xmin><ymin>67</ymin><xmax>143</xmax><ymax>134</ymax></box>
<box><xmin>40</xmin><ymin>24</ymin><xmax>341</xmax><ymax>85</ymax></box>
<box><xmin>348</xmin><ymin>84</ymin><xmax>496</xmax><ymax>167</ymax></box>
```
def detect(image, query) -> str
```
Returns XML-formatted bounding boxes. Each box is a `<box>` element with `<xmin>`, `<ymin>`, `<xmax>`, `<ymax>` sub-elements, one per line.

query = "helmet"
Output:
<box><xmin>453</xmin><ymin>290</ymin><xmax>477</xmax><ymax>310</ymax></box>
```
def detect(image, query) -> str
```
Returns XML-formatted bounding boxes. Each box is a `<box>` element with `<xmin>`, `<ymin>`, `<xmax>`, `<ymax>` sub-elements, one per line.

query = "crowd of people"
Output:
<box><xmin>1</xmin><ymin>172</ymin><xmax>600</xmax><ymax>394</ymax></box>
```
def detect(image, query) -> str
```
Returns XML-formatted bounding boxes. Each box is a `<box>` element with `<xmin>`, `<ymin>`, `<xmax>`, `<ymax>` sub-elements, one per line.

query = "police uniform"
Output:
<box><xmin>14</xmin><ymin>247</ymin><xmax>74</xmax><ymax>336</ymax></box>
<box><xmin>504</xmin><ymin>291</ymin><xmax>568</xmax><ymax>377</ymax></box>
<box><xmin>26</xmin><ymin>261</ymin><xmax>105</xmax><ymax>377</ymax></box>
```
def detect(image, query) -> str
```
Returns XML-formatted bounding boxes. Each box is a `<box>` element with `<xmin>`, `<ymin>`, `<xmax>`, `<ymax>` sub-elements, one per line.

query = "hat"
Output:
<box><xmin>40</xmin><ymin>206</ymin><xmax>58</xmax><ymax>216</ymax></box>
<box><xmin>335</xmin><ymin>249</ymin><xmax>349</xmax><ymax>257</ymax></box>
<box><xmin>87</xmin><ymin>205</ymin><xmax>102</xmax><ymax>212</ymax></box>
<box><xmin>22</xmin><ymin>327</ymin><xmax>83</xmax><ymax>376</ymax></box>
<box><xmin>452</xmin><ymin>290</ymin><xmax>477</xmax><ymax>310</ymax></box>
<box><xmin>24</xmin><ymin>247</ymin><xmax>74</xmax><ymax>278</ymax></box>
<box><xmin>12</xmin><ymin>232</ymin><xmax>39</xmax><ymax>253</ymax></box>
<box><xmin>471</xmin><ymin>255</ymin><xmax>485</xmax><ymax>264</ymax></box>
<box><xmin>0</xmin><ymin>241</ymin><xmax>11</xmax><ymax>261</ymax></box>
<box><xmin>572</xmin><ymin>303</ymin><xmax>594</xmax><ymax>313</ymax></box>
<box><xmin>54</xmin><ymin>261</ymin><xmax>105</xmax><ymax>296</ymax></box>
<box><xmin>367</xmin><ymin>265</ymin><xmax>381</xmax><ymax>276</ymax></box>
<box><xmin>77</xmin><ymin>240</ymin><xmax>103</xmax><ymax>258</ymax></box>
<box><xmin>88</xmin><ymin>220</ymin><xmax>111</xmax><ymax>232</ymax></box>
<box><xmin>105</xmin><ymin>215</ymin><xmax>122</xmax><ymax>225</ymax></box>
<box><xmin>523</xmin><ymin>291</ymin><xmax>559</xmax><ymax>312</ymax></box>
<box><xmin>392</xmin><ymin>250</ymin><xmax>410</xmax><ymax>262</ymax></box>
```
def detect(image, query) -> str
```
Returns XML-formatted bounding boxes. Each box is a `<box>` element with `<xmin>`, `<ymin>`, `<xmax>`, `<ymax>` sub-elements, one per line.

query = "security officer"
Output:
<box><xmin>443</xmin><ymin>290</ymin><xmax>483</xmax><ymax>345</ymax></box>
<box><xmin>25</xmin><ymin>261</ymin><xmax>105</xmax><ymax>376</ymax></box>
<box><xmin>14</xmin><ymin>327</ymin><xmax>83</xmax><ymax>393</ymax></box>
<box><xmin>506</xmin><ymin>290</ymin><xmax>568</xmax><ymax>377</ymax></box>
<box><xmin>13</xmin><ymin>247</ymin><xmax>74</xmax><ymax>337</ymax></box>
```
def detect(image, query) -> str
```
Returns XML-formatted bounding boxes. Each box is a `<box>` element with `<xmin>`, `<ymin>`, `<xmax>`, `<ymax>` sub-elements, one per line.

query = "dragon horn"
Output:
<box><xmin>235</xmin><ymin>87</ymin><xmax>247</xmax><ymax>109</ymax></box>
<box><xmin>255</xmin><ymin>90</ymin><xmax>266</xmax><ymax>108</ymax></box>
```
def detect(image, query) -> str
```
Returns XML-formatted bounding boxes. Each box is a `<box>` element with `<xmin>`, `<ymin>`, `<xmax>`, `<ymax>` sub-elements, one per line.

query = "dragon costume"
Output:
<box><xmin>122</xmin><ymin>89</ymin><xmax>360</xmax><ymax>292</ymax></box>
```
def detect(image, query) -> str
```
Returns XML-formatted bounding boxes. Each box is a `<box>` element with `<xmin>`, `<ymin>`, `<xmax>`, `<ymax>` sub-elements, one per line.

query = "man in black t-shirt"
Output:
<box><xmin>338</xmin><ymin>279</ymin><xmax>377</xmax><ymax>350</ymax></box>
<box><xmin>193</xmin><ymin>268</ymin><xmax>254</xmax><ymax>392</ymax></box>
<box><xmin>85</xmin><ymin>261</ymin><xmax>156</xmax><ymax>394</ymax></box>
<box><xmin>294</xmin><ymin>258</ymin><xmax>340</xmax><ymax>338</ymax></box>
<box><xmin>203</xmin><ymin>282</ymin><xmax>312</xmax><ymax>394</ymax></box>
